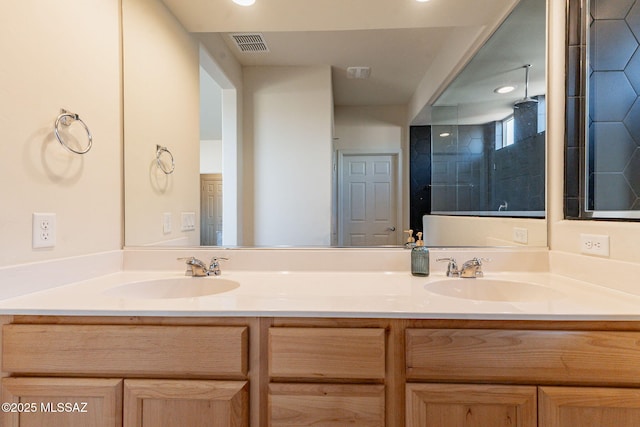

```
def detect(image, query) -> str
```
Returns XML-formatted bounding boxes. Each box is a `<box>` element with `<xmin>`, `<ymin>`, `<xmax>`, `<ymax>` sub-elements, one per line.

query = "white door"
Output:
<box><xmin>339</xmin><ymin>154</ymin><xmax>398</xmax><ymax>246</ymax></box>
<box><xmin>200</xmin><ymin>174</ymin><xmax>223</xmax><ymax>246</ymax></box>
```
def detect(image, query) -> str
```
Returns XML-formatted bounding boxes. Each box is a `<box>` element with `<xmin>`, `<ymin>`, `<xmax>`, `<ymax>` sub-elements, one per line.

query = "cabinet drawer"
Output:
<box><xmin>269</xmin><ymin>383</ymin><xmax>385</xmax><ymax>426</ymax></box>
<box><xmin>406</xmin><ymin>329</ymin><xmax>640</xmax><ymax>385</ymax></box>
<box><xmin>3</xmin><ymin>324</ymin><xmax>248</xmax><ymax>378</ymax></box>
<box><xmin>269</xmin><ymin>327</ymin><xmax>386</xmax><ymax>380</ymax></box>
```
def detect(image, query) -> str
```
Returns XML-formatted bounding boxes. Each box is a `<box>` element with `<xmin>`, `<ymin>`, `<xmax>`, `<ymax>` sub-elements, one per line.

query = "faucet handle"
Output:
<box><xmin>436</xmin><ymin>257</ymin><xmax>459</xmax><ymax>277</ymax></box>
<box><xmin>209</xmin><ymin>256</ymin><xmax>229</xmax><ymax>265</ymax></box>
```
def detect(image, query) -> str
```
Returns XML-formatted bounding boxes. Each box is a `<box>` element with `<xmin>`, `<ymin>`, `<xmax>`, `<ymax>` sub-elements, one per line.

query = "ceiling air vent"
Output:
<box><xmin>346</xmin><ymin>66</ymin><xmax>371</xmax><ymax>79</ymax></box>
<box><xmin>230</xmin><ymin>33</ymin><xmax>269</xmax><ymax>53</ymax></box>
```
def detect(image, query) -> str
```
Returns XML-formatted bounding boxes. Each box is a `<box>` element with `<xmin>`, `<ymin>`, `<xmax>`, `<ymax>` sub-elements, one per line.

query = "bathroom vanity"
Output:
<box><xmin>1</xmin><ymin>248</ymin><xmax>640</xmax><ymax>426</ymax></box>
<box><xmin>3</xmin><ymin>316</ymin><xmax>640</xmax><ymax>427</ymax></box>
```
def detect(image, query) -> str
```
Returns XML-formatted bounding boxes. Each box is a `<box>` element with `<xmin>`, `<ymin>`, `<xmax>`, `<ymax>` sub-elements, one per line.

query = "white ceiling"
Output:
<box><xmin>160</xmin><ymin>0</ymin><xmax>544</xmax><ymax>122</ymax></box>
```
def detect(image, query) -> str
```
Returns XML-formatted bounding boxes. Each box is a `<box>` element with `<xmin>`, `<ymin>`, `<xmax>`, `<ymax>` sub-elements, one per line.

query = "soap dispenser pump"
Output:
<box><xmin>411</xmin><ymin>232</ymin><xmax>429</xmax><ymax>276</ymax></box>
<box><xmin>404</xmin><ymin>229</ymin><xmax>416</xmax><ymax>249</ymax></box>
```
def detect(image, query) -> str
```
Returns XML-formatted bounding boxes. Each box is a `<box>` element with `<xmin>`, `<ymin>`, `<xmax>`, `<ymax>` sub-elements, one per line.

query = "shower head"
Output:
<box><xmin>514</xmin><ymin>64</ymin><xmax>538</xmax><ymax>107</ymax></box>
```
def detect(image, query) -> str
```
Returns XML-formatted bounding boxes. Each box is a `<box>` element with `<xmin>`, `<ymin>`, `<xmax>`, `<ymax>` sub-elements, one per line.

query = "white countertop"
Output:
<box><xmin>2</xmin><ymin>269</ymin><xmax>640</xmax><ymax>320</ymax></box>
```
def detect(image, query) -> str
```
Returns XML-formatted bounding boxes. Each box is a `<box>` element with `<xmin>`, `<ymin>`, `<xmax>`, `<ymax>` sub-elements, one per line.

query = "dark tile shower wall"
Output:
<box><xmin>430</xmin><ymin>124</ymin><xmax>491</xmax><ymax>212</ymax></box>
<box><xmin>567</xmin><ymin>0</ymin><xmax>640</xmax><ymax>215</ymax></box>
<box><xmin>493</xmin><ymin>131</ymin><xmax>546</xmax><ymax>211</ymax></box>
<box><xmin>427</xmin><ymin>122</ymin><xmax>544</xmax><ymax>213</ymax></box>
<box><xmin>590</xmin><ymin>0</ymin><xmax>640</xmax><ymax>210</ymax></box>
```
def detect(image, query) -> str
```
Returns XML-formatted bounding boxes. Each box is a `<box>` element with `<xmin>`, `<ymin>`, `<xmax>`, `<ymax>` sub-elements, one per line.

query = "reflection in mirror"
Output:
<box><xmin>584</xmin><ymin>0</ymin><xmax>640</xmax><ymax>218</ymax></box>
<box><xmin>123</xmin><ymin>0</ymin><xmax>547</xmax><ymax>248</ymax></box>
<box><xmin>414</xmin><ymin>0</ymin><xmax>547</xmax><ymax>246</ymax></box>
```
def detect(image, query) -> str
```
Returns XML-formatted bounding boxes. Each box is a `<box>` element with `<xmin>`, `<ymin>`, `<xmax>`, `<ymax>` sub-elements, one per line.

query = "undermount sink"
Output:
<box><xmin>104</xmin><ymin>277</ymin><xmax>240</xmax><ymax>299</ymax></box>
<box><xmin>424</xmin><ymin>278</ymin><xmax>565</xmax><ymax>302</ymax></box>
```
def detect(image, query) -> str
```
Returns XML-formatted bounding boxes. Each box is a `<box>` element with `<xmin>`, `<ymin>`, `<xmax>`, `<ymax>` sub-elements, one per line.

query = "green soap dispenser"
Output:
<box><xmin>411</xmin><ymin>232</ymin><xmax>429</xmax><ymax>276</ymax></box>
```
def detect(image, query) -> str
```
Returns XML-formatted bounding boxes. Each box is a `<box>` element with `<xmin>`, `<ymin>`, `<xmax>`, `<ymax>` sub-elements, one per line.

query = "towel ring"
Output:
<box><xmin>156</xmin><ymin>145</ymin><xmax>175</xmax><ymax>174</ymax></box>
<box><xmin>54</xmin><ymin>109</ymin><xmax>93</xmax><ymax>155</ymax></box>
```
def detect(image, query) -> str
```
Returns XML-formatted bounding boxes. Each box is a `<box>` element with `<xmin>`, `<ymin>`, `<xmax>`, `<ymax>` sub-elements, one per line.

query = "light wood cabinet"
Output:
<box><xmin>1</xmin><ymin>322</ymin><xmax>250</xmax><ymax>427</ymax></box>
<box><xmin>268</xmin><ymin>327</ymin><xmax>386</xmax><ymax>381</ymax></box>
<box><xmin>4</xmin><ymin>317</ymin><xmax>640</xmax><ymax>427</ymax></box>
<box><xmin>406</xmin><ymin>383</ymin><xmax>537</xmax><ymax>427</ymax></box>
<box><xmin>268</xmin><ymin>327</ymin><xmax>386</xmax><ymax>426</ymax></box>
<box><xmin>124</xmin><ymin>379</ymin><xmax>247</xmax><ymax>427</ymax></box>
<box><xmin>1</xmin><ymin>377</ymin><xmax>123</xmax><ymax>427</ymax></box>
<box><xmin>539</xmin><ymin>387</ymin><xmax>640</xmax><ymax>427</ymax></box>
<box><xmin>268</xmin><ymin>383</ymin><xmax>385</xmax><ymax>427</ymax></box>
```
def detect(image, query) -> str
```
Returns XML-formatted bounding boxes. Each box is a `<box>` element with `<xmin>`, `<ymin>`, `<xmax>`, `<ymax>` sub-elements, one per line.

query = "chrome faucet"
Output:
<box><xmin>179</xmin><ymin>256</ymin><xmax>228</xmax><ymax>277</ymax></box>
<box><xmin>436</xmin><ymin>257</ymin><xmax>489</xmax><ymax>278</ymax></box>
<box><xmin>436</xmin><ymin>257</ymin><xmax>460</xmax><ymax>277</ymax></box>
<box><xmin>459</xmin><ymin>257</ymin><xmax>487</xmax><ymax>278</ymax></box>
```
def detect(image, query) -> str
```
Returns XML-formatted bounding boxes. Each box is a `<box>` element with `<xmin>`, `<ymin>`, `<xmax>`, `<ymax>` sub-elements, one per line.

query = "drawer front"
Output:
<box><xmin>3</xmin><ymin>324</ymin><xmax>248</xmax><ymax>378</ymax></box>
<box><xmin>269</xmin><ymin>383</ymin><xmax>385</xmax><ymax>426</ymax></box>
<box><xmin>269</xmin><ymin>327</ymin><xmax>386</xmax><ymax>380</ymax></box>
<box><xmin>406</xmin><ymin>329</ymin><xmax>640</xmax><ymax>386</ymax></box>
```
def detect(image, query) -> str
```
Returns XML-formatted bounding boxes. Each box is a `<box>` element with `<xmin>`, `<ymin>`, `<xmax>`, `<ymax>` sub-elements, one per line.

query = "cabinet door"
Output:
<box><xmin>1</xmin><ymin>377</ymin><xmax>122</xmax><ymax>427</ymax></box>
<box><xmin>539</xmin><ymin>387</ymin><xmax>640</xmax><ymax>427</ymax></box>
<box><xmin>269</xmin><ymin>383</ymin><xmax>385</xmax><ymax>427</ymax></box>
<box><xmin>124</xmin><ymin>379</ymin><xmax>247</xmax><ymax>427</ymax></box>
<box><xmin>406</xmin><ymin>383</ymin><xmax>536</xmax><ymax>427</ymax></box>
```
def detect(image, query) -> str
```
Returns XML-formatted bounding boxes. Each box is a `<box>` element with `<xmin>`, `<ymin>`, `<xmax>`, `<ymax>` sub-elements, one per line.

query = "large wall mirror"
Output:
<box><xmin>123</xmin><ymin>0</ymin><xmax>547</xmax><ymax>248</ymax></box>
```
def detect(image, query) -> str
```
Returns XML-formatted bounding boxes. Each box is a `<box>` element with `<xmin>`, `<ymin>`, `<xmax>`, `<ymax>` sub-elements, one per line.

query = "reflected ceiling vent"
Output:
<box><xmin>346</xmin><ymin>66</ymin><xmax>371</xmax><ymax>79</ymax></box>
<box><xmin>230</xmin><ymin>33</ymin><xmax>269</xmax><ymax>53</ymax></box>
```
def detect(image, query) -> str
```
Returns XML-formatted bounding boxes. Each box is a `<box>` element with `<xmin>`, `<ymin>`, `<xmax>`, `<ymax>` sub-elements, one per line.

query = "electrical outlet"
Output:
<box><xmin>33</xmin><ymin>213</ymin><xmax>56</xmax><ymax>248</ymax></box>
<box><xmin>513</xmin><ymin>227</ymin><xmax>528</xmax><ymax>244</ymax></box>
<box><xmin>580</xmin><ymin>233</ymin><xmax>610</xmax><ymax>256</ymax></box>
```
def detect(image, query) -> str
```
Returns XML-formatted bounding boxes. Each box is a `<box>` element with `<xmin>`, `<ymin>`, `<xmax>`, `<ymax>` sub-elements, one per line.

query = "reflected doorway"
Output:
<box><xmin>200</xmin><ymin>174</ymin><xmax>223</xmax><ymax>245</ymax></box>
<box><xmin>337</xmin><ymin>152</ymin><xmax>400</xmax><ymax>246</ymax></box>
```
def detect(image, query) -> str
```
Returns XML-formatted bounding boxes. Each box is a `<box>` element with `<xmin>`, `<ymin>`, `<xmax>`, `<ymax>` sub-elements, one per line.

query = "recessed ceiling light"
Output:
<box><xmin>232</xmin><ymin>0</ymin><xmax>255</xmax><ymax>6</ymax></box>
<box><xmin>494</xmin><ymin>85</ymin><xmax>516</xmax><ymax>94</ymax></box>
<box><xmin>439</xmin><ymin>132</ymin><xmax>451</xmax><ymax>137</ymax></box>
<box><xmin>416</xmin><ymin>0</ymin><xmax>431</xmax><ymax>2</ymax></box>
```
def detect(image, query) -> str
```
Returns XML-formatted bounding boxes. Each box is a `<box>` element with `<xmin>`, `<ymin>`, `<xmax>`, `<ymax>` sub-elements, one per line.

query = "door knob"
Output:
<box><xmin>386</xmin><ymin>226</ymin><xmax>396</xmax><ymax>231</ymax></box>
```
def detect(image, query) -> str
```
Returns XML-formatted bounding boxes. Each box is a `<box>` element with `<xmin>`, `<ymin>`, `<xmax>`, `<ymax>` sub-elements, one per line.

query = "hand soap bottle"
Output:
<box><xmin>411</xmin><ymin>232</ymin><xmax>429</xmax><ymax>276</ymax></box>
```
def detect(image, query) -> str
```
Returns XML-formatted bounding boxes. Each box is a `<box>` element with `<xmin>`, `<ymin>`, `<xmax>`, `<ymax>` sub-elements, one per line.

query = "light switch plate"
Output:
<box><xmin>181</xmin><ymin>212</ymin><xmax>196</xmax><ymax>231</ymax></box>
<box><xmin>163</xmin><ymin>212</ymin><xmax>172</xmax><ymax>234</ymax></box>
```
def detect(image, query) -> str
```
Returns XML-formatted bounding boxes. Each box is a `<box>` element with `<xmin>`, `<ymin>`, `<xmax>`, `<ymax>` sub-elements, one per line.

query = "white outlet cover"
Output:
<box><xmin>513</xmin><ymin>227</ymin><xmax>528</xmax><ymax>244</ymax></box>
<box><xmin>33</xmin><ymin>213</ymin><xmax>56</xmax><ymax>248</ymax></box>
<box><xmin>580</xmin><ymin>233</ymin><xmax>610</xmax><ymax>257</ymax></box>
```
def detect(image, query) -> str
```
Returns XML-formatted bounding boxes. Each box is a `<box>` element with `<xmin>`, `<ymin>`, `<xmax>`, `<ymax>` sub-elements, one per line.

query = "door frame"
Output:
<box><xmin>336</xmin><ymin>149</ymin><xmax>403</xmax><ymax>246</ymax></box>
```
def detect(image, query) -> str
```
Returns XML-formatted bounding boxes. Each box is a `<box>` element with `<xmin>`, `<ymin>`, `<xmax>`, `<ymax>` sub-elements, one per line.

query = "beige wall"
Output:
<box><xmin>0</xmin><ymin>0</ymin><xmax>122</xmax><ymax>266</ymax></box>
<box><xmin>243</xmin><ymin>66</ymin><xmax>333</xmax><ymax>246</ymax></box>
<box><xmin>123</xmin><ymin>0</ymin><xmax>201</xmax><ymax>247</ymax></box>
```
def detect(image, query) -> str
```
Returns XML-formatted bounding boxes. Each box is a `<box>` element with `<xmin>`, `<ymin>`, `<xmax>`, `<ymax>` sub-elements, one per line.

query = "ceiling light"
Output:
<box><xmin>494</xmin><ymin>85</ymin><xmax>516</xmax><ymax>94</ymax></box>
<box><xmin>416</xmin><ymin>0</ymin><xmax>431</xmax><ymax>2</ymax></box>
<box><xmin>232</xmin><ymin>0</ymin><xmax>255</xmax><ymax>6</ymax></box>
<box><xmin>439</xmin><ymin>132</ymin><xmax>451</xmax><ymax>137</ymax></box>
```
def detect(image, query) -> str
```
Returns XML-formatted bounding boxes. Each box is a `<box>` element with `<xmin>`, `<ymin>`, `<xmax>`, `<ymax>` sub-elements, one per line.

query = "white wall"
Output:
<box><xmin>200</xmin><ymin>140</ymin><xmax>223</xmax><ymax>174</ymax></box>
<box><xmin>243</xmin><ymin>66</ymin><xmax>333</xmax><ymax>246</ymax></box>
<box><xmin>334</xmin><ymin>106</ymin><xmax>406</xmax><ymax>151</ymax></box>
<box><xmin>0</xmin><ymin>0</ymin><xmax>122</xmax><ymax>266</ymax></box>
<box><xmin>123</xmin><ymin>0</ymin><xmax>201</xmax><ymax>247</ymax></box>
